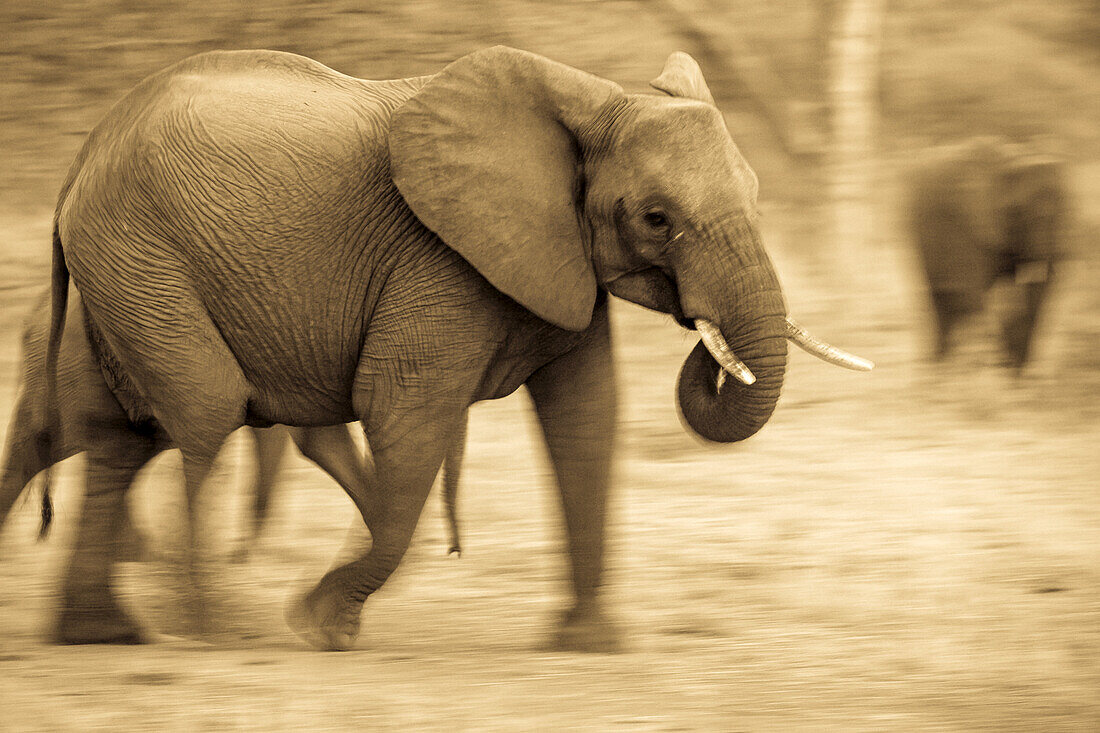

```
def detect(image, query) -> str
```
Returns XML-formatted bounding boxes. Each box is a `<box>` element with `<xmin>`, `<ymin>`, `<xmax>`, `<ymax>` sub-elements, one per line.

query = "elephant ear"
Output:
<box><xmin>649</xmin><ymin>52</ymin><xmax>716</xmax><ymax>105</ymax></box>
<box><xmin>389</xmin><ymin>46</ymin><xmax>624</xmax><ymax>331</ymax></box>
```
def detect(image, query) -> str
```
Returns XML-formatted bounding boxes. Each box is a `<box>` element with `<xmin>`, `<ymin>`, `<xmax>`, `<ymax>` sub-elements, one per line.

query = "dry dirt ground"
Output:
<box><xmin>1</xmin><ymin>2</ymin><xmax>1099</xmax><ymax>731</ymax></box>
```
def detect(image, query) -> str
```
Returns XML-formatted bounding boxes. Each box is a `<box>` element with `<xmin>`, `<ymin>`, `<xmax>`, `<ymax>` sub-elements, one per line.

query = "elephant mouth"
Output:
<box><xmin>692</xmin><ymin>317</ymin><xmax>874</xmax><ymax>391</ymax></box>
<box><xmin>607</xmin><ymin>265</ymin><xmax>875</xmax><ymax>385</ymax></box>
<box><xmin>604</xmin><ymin>266</ymin><xmax>694</xmax><ymax>327</ymax></box>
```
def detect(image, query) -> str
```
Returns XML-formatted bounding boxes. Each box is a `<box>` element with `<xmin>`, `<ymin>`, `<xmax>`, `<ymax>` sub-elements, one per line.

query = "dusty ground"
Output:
<box><xmin>1</xmin><ymin>2</ymin><xmax>1098</xmax><ymax>731</ymax></box>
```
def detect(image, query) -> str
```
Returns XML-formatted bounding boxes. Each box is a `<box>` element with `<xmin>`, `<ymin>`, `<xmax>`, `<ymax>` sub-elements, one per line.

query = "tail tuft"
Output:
<box><xmin>39</xmin><ymin>219</ymin><xmax>69</xmax><ymax>542</ymax></box>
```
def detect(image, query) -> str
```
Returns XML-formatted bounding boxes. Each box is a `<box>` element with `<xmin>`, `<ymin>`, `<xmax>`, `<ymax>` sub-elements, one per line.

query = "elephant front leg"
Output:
<box><xmin>286</xmin><ymin>408</ymin><xmax>464</xmax><ymax>651</ymax></box>
<box><xmin>1001</xmin><ymin>278</ymin><xmax>1050</xmax><ymax>373</ymax></box>
<box><xmin>930</xmin><ymin>289</ymin><xmax>982</xmax><ymax>361</ymax></box>
<box><xmin>525</xmin><ymin>301</ymin><xmax>621</xmax><ymax>652</ymax></box>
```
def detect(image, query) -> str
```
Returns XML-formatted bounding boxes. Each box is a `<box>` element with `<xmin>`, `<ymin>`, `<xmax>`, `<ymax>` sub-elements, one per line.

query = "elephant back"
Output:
<box><xmin>909</xmin><ymin>146</ymin><xmax>1000</xmax><ymax>294</ymax></box>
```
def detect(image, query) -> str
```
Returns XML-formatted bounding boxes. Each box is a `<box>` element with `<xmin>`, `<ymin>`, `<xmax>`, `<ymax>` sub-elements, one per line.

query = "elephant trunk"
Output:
<box><xmin>676</xmin><ymin>264</ymin><xmax>788</xmax><ymax>443</ymax></box>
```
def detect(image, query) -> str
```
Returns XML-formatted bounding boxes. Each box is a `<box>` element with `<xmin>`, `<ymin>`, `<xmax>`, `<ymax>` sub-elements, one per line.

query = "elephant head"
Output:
<box><xmin>390</xmin><ymin>47</ymin><xmax>868</xmax><ymax>443</ymax></box>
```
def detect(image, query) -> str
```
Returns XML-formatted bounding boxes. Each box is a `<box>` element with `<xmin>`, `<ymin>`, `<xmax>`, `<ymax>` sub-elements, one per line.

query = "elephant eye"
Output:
<box><xmin>642</xmin><ymin>210</ymin><xmax>669</xmax><ymax>230</ymax></box>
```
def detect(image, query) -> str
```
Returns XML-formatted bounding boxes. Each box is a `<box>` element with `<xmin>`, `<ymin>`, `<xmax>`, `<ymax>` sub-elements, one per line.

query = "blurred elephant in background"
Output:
<box><xmin>17</xmin><ymin>46</ymin><xmax>868</xmax><ymax>652</ymax></box>
<box><xmin>909</xmin><ymin>136</ymin><xmax>1068</xmax><ymax>371</ymax></box>
<box><xmin>0</xmin><ymin>289</ymin><xmax>469</xmax><ymax>566</ymax></box>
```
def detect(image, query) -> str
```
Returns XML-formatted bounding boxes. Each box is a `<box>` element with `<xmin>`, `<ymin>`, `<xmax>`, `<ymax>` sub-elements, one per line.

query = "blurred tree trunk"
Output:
<box><xmin>826</xmin><ymin>0</ymin><xmax>884</xmax><ymax>309</ymax></box>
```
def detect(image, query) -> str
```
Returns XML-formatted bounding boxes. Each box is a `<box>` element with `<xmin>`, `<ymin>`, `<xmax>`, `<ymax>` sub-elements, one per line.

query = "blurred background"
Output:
<box><xmin>1</xmin><ymin>1</ymin><xmax>1098</xmax><ymax>730</ymax></box>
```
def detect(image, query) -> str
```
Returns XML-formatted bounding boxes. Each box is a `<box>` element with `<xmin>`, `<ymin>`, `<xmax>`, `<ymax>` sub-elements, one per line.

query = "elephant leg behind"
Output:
<box><xmin>55</xmin><ymin>373</ymin><xmax>160</xmax><ymax>644</ymax></box>
<box><xmin>235</xmin><ymin>424</ymin><xmax>373</xmax><ymax>563</ymax></box>
<box><xmin>242</xmin><ymin>419</ymin><xmax>471</xmax><ymax>564</ymax></box>
<box><xmin>0</xmin><ymin>375</ymin><xmax>51</xmax><ymax>531</ymax></box>
<box><xmin>1</xmin><ymin>291</ymin><xmax>163</xmax><ymax>643</ymax></box>
<box><xmin>1</xmin><ymin>291</ymin><xmax>119</xmax><ymax>537</ymax></box>
<box><xmin>243</xmin><ymin>420</ymin><xmax>467</xmax><ymax>563</ymax></box>
<box><xmin>290</xmin><ymin>421</ymin><xmax>470</xmax><ymax>557</ymax></box>
<box><xmin>229</xmin><ymin>425</ymin><xmax>293</xmax><ymax>563</ymax></box>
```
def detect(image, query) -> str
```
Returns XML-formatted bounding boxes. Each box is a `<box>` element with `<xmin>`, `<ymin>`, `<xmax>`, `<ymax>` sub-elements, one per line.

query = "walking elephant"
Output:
<box><xmin>909</xmin><ymin>136</ymin><xmax>1068</xmax><ymax>371</ymax></box>
<box><xmin>11</xmin><ymin>46</ymin><xmax>869</xmax><ymax>651</ymax></box>
<box><xmin>0</xmin><ymin>289</ymin><xmax>469</xmax><ymax>566</ymax></box>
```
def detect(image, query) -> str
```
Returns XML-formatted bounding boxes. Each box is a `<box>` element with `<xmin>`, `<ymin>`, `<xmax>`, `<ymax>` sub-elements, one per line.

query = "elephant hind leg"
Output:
<box><xmin>54</xmin><ymin>393</ymin><xmax>159</xmax><ymax>645</ymax></box>
<box><xmin>142</xmin><ymin>345</ymin><xmax>251</xmax><ymax>635</ymax></box>
<box><xmin>55</xmin><ymin>436</ymin><xmax>156</xmax><ymax>644</ymax></box>
<box><xmin>77</xmin><ymin>274</ymin><xmax>253</xmax><ymax>633</ymax></box>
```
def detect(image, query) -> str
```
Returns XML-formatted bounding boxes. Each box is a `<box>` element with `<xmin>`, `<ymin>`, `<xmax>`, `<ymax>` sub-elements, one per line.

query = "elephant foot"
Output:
<box><xmin>550</xmin><ymin>602</ymin><xmax>623</xmax><ymax>653</ymax></box>
<box><xmin>285</xmin><ymin>586</ymin><xmax>363</xmax><ymax>651</ymax></box>
<box><xmin>52</xmin><ymin>594</ymin><xmax>145</xmax><ymax>645</ymax></box>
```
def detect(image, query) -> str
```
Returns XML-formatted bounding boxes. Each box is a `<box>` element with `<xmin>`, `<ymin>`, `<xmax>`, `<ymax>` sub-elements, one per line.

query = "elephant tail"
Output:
<box><xmin>442</xmin><ymin>459</ymin><xmax>461</xmax><ymax>557</ymax></box>
<box><xmin>442</xmin><ymin>412</ymin><xmax>468</xmax><ymax>557</ymax></box>
<box><xmin>38</xmin><ymin>221</ymin><xmax>70</xmax><ymax>540</ymax></box>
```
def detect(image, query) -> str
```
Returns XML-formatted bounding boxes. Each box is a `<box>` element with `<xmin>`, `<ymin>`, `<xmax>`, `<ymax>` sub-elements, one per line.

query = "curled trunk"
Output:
<box><xmin>676</xmin><ymin>310</ymin><xmax>787</xmax><ymax>443</ymax></box>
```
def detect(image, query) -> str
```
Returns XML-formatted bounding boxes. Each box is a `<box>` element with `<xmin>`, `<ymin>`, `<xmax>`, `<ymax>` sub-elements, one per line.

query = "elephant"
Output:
<box><xmin>15</xmin><ymin>46</ymin><xmax>870</xmax><ymax>652</ymax></box>
<box><xmin>0</xmin><ymin>288</ymin><xmax>469</xmax><ymax>564</ymax></box>
<box><xmin>909</xmin><ymin>136</ymin><xmax>1068</xmax><ymax>372</ymax></box>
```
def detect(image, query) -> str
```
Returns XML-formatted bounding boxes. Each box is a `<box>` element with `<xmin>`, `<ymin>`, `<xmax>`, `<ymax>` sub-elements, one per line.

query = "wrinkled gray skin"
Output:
<box><xmin>910</xmin><ymin>137</ymin><xmax>1067</xmax><ymax>371</ymax></box>
<box><xmin>0</xmin><ymin>290</ymin><xmax>369</xmax><ymax>568</ymax></box>
<box><xmin>0</xmin><ymin>289</ymin><xmax>468</xmax><ymax>566</ymax></box>
<box><xmin>28</xmin><ymin>46</ymin><xmax>791</xmax><ymax>652</ymax></box>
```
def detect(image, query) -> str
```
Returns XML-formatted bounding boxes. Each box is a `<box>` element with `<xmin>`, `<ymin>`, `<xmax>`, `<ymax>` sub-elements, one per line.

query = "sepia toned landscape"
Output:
<box><xmin>1</xmin><ymin>1</ymin><xmax>1098</xmax><ymax>730</ymax></box>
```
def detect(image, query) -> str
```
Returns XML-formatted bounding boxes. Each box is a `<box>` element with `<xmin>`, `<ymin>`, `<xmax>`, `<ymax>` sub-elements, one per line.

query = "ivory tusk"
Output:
<box><xmin>784</xmin><ymin>318</ymin><xmax>875</xmax><ymax>371</ymax></box>
<box><xmin>695</xmin><ymin>319</ymin><xmax>756</xmax><ymax>386</ymax></box>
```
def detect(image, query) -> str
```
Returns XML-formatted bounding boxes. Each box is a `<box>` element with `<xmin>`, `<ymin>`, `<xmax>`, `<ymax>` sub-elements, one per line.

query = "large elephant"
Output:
<box><xmin>20</xmin><ymin>46</ymin><xmax>868</xmax><ymax>651</ymax></box>
<box><xmin>909</xmin><ymin>136</ymin><xmax>1067</xmax><ymax>371</ymax></box>
<box><xmin>0</xmin><ymin>289</ymin><xmax>468</xmax><ymax>564</ymax></box>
